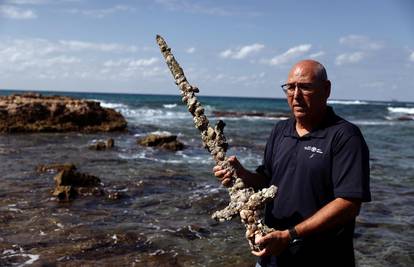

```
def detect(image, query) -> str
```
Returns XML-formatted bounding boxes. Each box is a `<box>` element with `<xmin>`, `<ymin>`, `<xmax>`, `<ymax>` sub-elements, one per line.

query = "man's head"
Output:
<box><xmin>283</xmin><ymin>59</ymin><xmax>331</xmax><ymax>125</ymax></box>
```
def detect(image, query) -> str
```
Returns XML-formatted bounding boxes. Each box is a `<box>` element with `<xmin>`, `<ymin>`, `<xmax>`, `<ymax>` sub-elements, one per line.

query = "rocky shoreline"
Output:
<box><xmin>0</xmin><ymin>93</ymin><xmax>127</xmax><ymax>133</ymax></box>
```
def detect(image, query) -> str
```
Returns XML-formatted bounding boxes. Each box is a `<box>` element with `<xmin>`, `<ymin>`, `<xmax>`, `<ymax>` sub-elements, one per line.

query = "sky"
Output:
<box><xmin>0</xmin><ymin>0</ymin><xmax>413</xmax><ymax>101</ymax></box>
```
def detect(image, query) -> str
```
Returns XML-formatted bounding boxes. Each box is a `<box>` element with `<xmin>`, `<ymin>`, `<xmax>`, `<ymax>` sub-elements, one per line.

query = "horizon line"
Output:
<box><xmin>0</xmin><ymin>88</ymin><xmax>411</xmax><ymax>104</ymax></box>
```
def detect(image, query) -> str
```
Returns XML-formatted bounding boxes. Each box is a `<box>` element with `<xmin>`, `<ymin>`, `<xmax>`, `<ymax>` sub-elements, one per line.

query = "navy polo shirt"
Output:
<box><xmin>257</xmin><ymin>106</ymin><xmax>371</xmax><ymax>266</ymax></box>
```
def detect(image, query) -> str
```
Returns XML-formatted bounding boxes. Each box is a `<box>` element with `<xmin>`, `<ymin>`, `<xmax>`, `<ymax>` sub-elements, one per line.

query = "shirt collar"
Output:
<box><xmin>283</xmin><ymin>106</ymin><xmax>337</xmax><ymax>139</ymax></box>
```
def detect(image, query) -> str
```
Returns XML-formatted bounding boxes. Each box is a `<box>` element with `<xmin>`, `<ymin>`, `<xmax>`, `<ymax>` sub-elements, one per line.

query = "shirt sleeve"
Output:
<box><xmin>331</xmin><ymin>134</ymin><xmax>371</xmax><ymax>202</ymax></box>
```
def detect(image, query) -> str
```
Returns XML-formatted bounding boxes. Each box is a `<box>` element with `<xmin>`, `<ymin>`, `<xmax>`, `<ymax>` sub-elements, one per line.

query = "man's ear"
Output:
<box><xmin>325</xmin><ymin>80</ymin><xmax>331</xmax><ymax>99</ymax></box>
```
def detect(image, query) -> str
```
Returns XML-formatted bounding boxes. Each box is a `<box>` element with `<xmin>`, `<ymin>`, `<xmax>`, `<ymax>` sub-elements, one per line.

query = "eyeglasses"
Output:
<box><xmin>281</xmin><ymin>82</ymin><xmax>318</xmax><ymax>96</ymax></box>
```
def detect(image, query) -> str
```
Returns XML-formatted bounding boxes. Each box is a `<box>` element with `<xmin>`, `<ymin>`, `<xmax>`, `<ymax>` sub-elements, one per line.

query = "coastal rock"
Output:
<box><xmin>88</xmin><ymin>138</ymin><xmax>114</xmax><ymax>150</ymax></box>
<box><xmin>396</xmin><ymin>115</ymin><xmax>414</xmax><ymax>121</ymax></box>
<box><xmin>173</xmin><ymin>224</ymin><xmax>210</xmax><ymax>240</ymax></box>
<box><xmin>52</xmin><ymin>169</ymin><xmax>103</xmax><ymax>201</ymax></box>
<box><xmin>137</xmin><ymin>134</ymin><xmax>184</xmax><ymax>151</ymax></box>
<box><xmin>0</xmin><ymin>93</ymin><xmax>127</xmax><ymax>133</ymax></box>
<box><xmin>36</xmin><ymin>163</ymin><xmax>77</xmax><ymax>173</ymax></box>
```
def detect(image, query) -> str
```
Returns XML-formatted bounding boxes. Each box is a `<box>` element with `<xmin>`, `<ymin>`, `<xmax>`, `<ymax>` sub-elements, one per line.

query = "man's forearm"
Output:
<box><xmin>294</xmin><ymin>197</ymin><xmax>361</xmax><ymax>238</ymax></box>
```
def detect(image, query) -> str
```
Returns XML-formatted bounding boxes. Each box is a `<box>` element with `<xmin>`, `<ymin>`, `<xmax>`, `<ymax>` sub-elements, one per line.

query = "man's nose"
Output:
<box><xmin>292</xmin><ymin>85</ymin><xmax>303</xmax><ymax>98</ymax></box>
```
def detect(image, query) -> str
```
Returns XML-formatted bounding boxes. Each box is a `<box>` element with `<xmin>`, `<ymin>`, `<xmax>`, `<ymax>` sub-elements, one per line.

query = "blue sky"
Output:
<box><xmin>0</xmin><ymin>0</ymin><xmax>413</xmax><ymax>101</ymax></box>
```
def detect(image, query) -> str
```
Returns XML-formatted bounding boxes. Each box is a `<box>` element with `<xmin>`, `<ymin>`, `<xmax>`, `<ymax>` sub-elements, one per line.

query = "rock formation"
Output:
<box><xmin>0</xmin><ymin>93</ymin><xmax>127</xmax><ymax>133</ymax></box>
<box><xmin>156</xmin><ymin>35</ymin><xmax>277</xmax><ymax>251</ymax></box>
<box><xmin>37</xmin><ymin>163</ymin><xmax>122</xmax><ymax>201</ymax></box>
<box><xmin>89</xmin><ymin>138</ymin><xmax>115</xmax><ymax>150</ymax></box>
<box><xmin>138</xmin><ymin>133</ymin><xmax>184</xmax><ymax>151</ymax></box>
<box><xmin>52</xmin><ymin>168</ymin><xmax>103</xmax><ymax>201</ymax></box>
<box><xmin>36</xmin><ymin>163</ymin><xmax>77</xmax><ymax>173</ymax></box>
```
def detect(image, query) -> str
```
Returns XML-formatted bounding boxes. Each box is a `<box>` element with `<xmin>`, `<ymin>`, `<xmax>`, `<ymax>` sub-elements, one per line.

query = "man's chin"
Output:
<box><xmin>293</xmin><ymin>108</ymin><xmax>307</xmax><ymax>118</ymax></box>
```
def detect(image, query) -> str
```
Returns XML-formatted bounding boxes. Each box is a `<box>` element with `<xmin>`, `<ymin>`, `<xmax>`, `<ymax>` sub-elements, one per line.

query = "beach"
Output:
<box><xmin>0</xmin><ymin>90</ymin><xmax>413</xmax><ymax>266</ymax></box>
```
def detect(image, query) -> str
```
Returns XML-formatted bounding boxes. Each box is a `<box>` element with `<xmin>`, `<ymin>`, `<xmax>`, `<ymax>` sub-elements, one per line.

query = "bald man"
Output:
<box><xmin>214</xmin><ymin>60</ymin><xmax>371</xmax><ymax>267</ymax></box>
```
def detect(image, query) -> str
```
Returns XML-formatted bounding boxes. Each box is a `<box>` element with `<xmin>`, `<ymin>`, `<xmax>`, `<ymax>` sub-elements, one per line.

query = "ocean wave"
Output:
<box><xmin>123</xmin><ymin>108</ymin><xmax>190</xmax><ymax>125</ymax></box>
<box><xmin>163</xmin><ymin>103</ymin><xmax>177</xmax><ymax>109</ymax></box>
<box><xmin>387</xmin><ymin>107</ymin><xmax>414</xmax><ymax>115</ymax></box>
<box><xmin>103</xmin><ymin>104</ymin><xmax>190</xmax><ymax>125</ymax></box>
<box><xmin>328</xmin><ymin>100</ymin><xmax>368</xmax><ymax>105</ymax></box>
<box><xmin>352</xmin><ymin>120</ymin><xmax>397</xmax><ymax>126</ymax></box>
<box><xmin>150</xmin><ymin>130</ymin><xmax>173</xmax><ymax>136</ymax></box>
<box><xmin>118</xmin><ymin>150</ymin><xmax>213</xmax><ymax>164</ymax></box>
<box><xmin>89</xmin><ymin>99</ymin><xmax>129</xmax><ymax>110</ymax></box>
<box><xmin>213</xmin><ymin>116</ymin><xmax>288</xmax><ymax>121</ymax></box>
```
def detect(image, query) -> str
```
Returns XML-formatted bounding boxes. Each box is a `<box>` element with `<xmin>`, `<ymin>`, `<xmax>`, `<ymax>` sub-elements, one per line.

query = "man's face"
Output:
<box><xmin>285</xmin><ymin>64</ymin><xmax>329</xmax><ymax>122</ymax></box>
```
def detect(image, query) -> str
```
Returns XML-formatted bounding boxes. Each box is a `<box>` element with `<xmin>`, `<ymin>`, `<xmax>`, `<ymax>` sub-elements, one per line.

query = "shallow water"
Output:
<box><xmin>0</xmin><ymin>91</ymin><xmax>413</xmax><ymax>266</ymax></box>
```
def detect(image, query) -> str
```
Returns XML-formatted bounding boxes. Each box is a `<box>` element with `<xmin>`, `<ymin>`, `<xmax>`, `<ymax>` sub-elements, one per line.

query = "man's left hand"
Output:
<box><xmin>251</xmin><ymin>230</ymin><xmax>291</xmax><ymax>257</ymax></box>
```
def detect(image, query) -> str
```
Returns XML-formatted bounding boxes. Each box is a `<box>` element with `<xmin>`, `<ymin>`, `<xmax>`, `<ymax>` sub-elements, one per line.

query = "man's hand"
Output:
<box><xmin>251</xmin><ymin>230</ymin><xmax>290</xmax><ymax>257</ymax></box>
<box><xmin>213</xmin><ymin>156</ymin><xmax>245</xmax><ymax>187</ymax></box>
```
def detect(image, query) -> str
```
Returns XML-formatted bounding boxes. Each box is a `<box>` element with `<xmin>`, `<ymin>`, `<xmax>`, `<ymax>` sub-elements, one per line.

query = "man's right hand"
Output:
<box><xmin>213</xmin><ymin>156</ymin><xmax>244</xmax><ymax>187</ymax></box>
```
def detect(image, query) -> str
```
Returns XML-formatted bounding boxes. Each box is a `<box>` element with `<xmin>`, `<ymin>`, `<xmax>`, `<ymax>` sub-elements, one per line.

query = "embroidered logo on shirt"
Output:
<box><xmin>304</xmin><ymin>146</ymin><xmax>323</xmax><ymax>158</ymax></box>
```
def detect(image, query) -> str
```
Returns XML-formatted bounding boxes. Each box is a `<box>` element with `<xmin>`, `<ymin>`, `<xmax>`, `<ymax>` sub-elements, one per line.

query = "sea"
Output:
<box><xmin>0</xmin><ymin>90</ymin><xmax>413</xmax><ymax>267</ymax></box>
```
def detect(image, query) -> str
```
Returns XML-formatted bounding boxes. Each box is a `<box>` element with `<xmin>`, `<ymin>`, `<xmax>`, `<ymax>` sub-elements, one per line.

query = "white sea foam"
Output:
<box><xmin>2</xmin><ymin>247</ymin><xmax>40</xmax><ymax>266</ymax></box>
<box><xmin>351</xmin><ymin>120</ymin><xmax>396</xmax><ymax>126</ymax></box>
<box><xmin>118</xmin><ymin>149</ymin><xmax>212</xmax><ymax>164</ymax></box>
<box><xmin>92</xmin><ymin>100</ymin><xmax>190</xmax><ymax>125</ymax></box>
<box><xmin>89</xmin><ymin>99</ymin><xmax>129</xmax><ymax>110</ymax></box>
<box><xmin>328</xmin><ymin>100</ymin><xmax>368</xmax><ymax>105</ymax></box>
<box><xmin>122</xmin><ymin>108</ymin><xmax>190</xmax><ymax>125</ymax></box>
<box><xmin>214</xmin><ymin>116</ymin><xmax>288</xmax><ymax>121</ymax></box>
<box><xmin>163</xmin><ymin>103</ymin><xmax>177</xmax><ymax>109</ymax></box>
<box><xmin>150</xmin><ymin>130</ymin><xmax>173</xmax><ymax>136</ymax></box>
<box><xmin>387</xmin><ymin>107</ymin><xmax>414</xmax><ymax>115</ymax></box>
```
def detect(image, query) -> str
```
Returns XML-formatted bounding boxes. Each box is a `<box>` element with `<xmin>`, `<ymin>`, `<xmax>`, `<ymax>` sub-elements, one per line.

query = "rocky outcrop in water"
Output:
<box><xmin>88</xmin><ymin>138</ymin><xmax>115</xmax><ymax>150</ymax></box>
<box><xmin>0</xmin><ymin>93</ymin><xmax>127</xmax><ymax>133</ymax></box>
<box><xmin>52</xmin><ymin>168</ymin><xmax>103</xmax><ymax>201</ymax></box>
<box><xmin>138</xmin><ymin>134</ymin><xmax>184</xmax><ymax>151</ymax></box>
<box><xmin>38</xmin><ymin>163</ymin><xmax>123</xmax><ymax>201</ymax></box>
<box><xmin>36</xmin><ymin>163</ymin><xmax>77</xmax><ymax>173</ymax></box>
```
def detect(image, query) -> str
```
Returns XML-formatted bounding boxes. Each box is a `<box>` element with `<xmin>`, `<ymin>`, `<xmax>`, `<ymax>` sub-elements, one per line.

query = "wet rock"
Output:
<box><xmin>88</xmin><ymin>138</ymin><xmax>114</xmax><ymax>150</ymax></box>
<box><xmin>0</xmin><ymin>93</ymin><xmax>127</xmax><ymax>133</ymax></box>
<box><xmin>173</xmin><ymin>224</ymin><xmax>210</xmax><ymax>240</ymax></box>
<box><xmin>396</xmin><ymin>115</ymin><xmax>414</xmax><ymax>121</ymax></box>
<box><xmin>52</xmin><ymin>169</ymin><xmax>102</xmax><ymax>201</ymax></box>
<box><xmin>137</xmin><ymin>134</ymin><xmax>184</xmax><ymax>151</ymax></box>
<box><xmin>36</xmin><ymin>163</ymin><xmax>76</xmax><ymax>173</ymax></box>
<box><xmin>59</xmin><ymin>232</ymin><xmax>151</xmax><ymax>263</ymax></box>
<box><xmin>106</xmin><ymin>191</ymin><xmax>123</xmax><ymax>200</ymax></box>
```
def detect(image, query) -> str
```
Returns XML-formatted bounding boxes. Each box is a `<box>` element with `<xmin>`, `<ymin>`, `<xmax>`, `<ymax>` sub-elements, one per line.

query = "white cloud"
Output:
<box><xmin>309</xmin><ymin>51</ymin><xmax>325</xmax><ymax>59</ymax></box>
<box><xmin>67</xmin><ymin>5</ymin><xmax>135</xmax><ymax>18</ymax></box>
<box><xmin>267</xmin><ymin>44</ymin><xmax>312</xmax><ymax>66</ymax></box>
<box><xmin>5</xmin><ymin>0</ymin><xmax>49</xmax><ymax>4</ymax></box>
<box><xmin>220</xmin><ymin>49</ymin><xmax>232</xmax><ymax>58</ymax></box>
<box><xmin>0</xmin><ymin>37</ymin><xmax>161</xmax><ymax>82</ymax></box>
<box><xmin>409</xmin><ymin>52</ymin><xmax>414</xmax><ymax>62</ymax></box>
<box><xmin>186</xmin><ymin>47</ymin><xmax>195</xmax><ymax>54</ymax></box>
<box><xmin>339</xmin><ymin>34</ymin><xmax>383</xmax><ymax>50</ymax></box>
<box><xmin>154</xmin><ymin>0</ymin><xmax>260</xmax><ymax>17</ymax></box>
<box><xmin>58</xmin><ymin>40</ymin><xmax>138</xmax><ymax>53</ymax></box>
<box><xmin>103</xmin><ymin>58</ymin><xmax>158</xmax><ymax>68</ymax></box>
<box><xmin>220</xmin><ymin>43</ymin><xmax>264</xmax><ymax>59</ymax></box>
<box><xmin>130</xmin><ymin>58</ymin><xmax>159</xmax><ymax>67</ymax></box>
<box><xmin>0</xmin><ymin>5</ymin><xmax>37</xmax><ymax>19</ymax></box>
<box><xmin>335</xmin><ymin>52</ymin><xmax>365</xmax><ymax>65</ymax></box>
